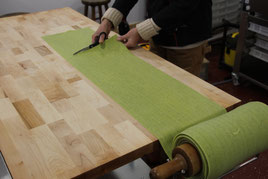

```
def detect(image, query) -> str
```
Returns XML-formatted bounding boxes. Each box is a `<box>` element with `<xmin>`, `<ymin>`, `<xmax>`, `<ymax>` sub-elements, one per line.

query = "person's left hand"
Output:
<box><xmin>117</xmin><ymin>28</ymin><xmax>145</xmax><ymax>48</ymax></box>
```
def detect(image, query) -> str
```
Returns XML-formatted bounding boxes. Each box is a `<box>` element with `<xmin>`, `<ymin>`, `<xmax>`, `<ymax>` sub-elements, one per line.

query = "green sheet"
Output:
<box><xmin>174</xmin><ymin>102</ymin><xmax>268</xmax><ymax>179</ymax></box>
<box><xmin>43</xmin><ymin>28</ymin><xmax>226</xmax><ymax>158</ymax></box>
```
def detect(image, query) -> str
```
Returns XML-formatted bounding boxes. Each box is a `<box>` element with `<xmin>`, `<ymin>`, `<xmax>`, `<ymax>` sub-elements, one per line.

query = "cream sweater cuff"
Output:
<box><xmin>136</xmin><ymin>18</ymin><xmax>161</xmax><ymax>41</ymax></box>
<box><xmin>101</xmin><ymin>8</ymin><xmax>123</xmax><ymax>28</ymax></box>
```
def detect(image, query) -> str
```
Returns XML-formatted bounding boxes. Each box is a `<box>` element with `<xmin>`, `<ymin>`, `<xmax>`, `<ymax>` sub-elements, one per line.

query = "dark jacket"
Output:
<box><xmin>113</xmin><ymin>0</ymin><xmax>212</xmax><ymax>47</ymax></box>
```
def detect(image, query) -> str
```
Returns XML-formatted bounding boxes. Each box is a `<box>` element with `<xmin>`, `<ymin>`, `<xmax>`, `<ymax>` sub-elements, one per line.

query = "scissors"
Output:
<box><xmin>73</xmin><ymin>32</ymin><xmax>107</xmax><ymax>55</ymax></box>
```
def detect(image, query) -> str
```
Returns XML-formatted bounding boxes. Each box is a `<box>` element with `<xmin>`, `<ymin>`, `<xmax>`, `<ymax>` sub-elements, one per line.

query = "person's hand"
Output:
<box><xmin>117</xmin><ymin>28</ymin><xmax>145</xmax><ymax>48</ymax></box>
<box><xmin>92</xmin><ymin>19</ymin><xmax>113</xmax><ymax>44</ymax></box>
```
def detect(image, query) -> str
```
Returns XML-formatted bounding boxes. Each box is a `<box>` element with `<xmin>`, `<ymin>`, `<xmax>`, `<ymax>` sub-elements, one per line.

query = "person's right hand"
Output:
<box><xmin>92</xmin><ymin>19</ymin><xmax>113</xmax><ymax>44</ymax></box>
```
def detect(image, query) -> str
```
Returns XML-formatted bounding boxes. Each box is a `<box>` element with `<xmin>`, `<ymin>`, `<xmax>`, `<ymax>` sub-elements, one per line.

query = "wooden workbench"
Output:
<box><xmin>0</xmin><ymin>7</ymin><xmax>240</xmax><ymax>178</ymax></box>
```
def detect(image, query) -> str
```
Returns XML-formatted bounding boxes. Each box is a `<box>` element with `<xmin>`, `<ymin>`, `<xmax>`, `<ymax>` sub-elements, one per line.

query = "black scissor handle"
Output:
<box><xmin>99</xmin><ymin>32</ymin><xmax>107</xmax><ymax>40</ymax></box>
<box><xmin>94</xmin><ymin>32</ymin><xmax>107</xmax><ymax>44</ymax></box>
<box><xmin>73</xmin><ymin>32</ymin><xmax>108</xmax><ymax>55</ymax></box>
<box><xmin>90</xmin><ymin>32</ymin><xmax>108</xmax><ymax>48</ymax></box>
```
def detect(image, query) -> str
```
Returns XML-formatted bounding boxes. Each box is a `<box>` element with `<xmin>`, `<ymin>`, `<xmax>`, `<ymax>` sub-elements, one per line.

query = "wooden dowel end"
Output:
<box><xmin>150</xmin><ymin>143</ymin><xmax>201</xmax><ymax>179</ymax></box>
<box><xmin>150</xmin><ymin>154</ymin><xmax>187</xmax><ymax>179</ymax></box>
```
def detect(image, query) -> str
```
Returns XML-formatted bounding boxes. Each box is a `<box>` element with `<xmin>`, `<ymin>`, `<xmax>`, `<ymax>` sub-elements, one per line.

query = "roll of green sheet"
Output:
<box><xmin>173</xmin><ymin>102</ymin><xmax>268</xmax><ymax>179</ymax></box>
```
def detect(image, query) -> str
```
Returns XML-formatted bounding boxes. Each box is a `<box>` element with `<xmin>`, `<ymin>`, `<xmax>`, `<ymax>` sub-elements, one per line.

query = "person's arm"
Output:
<box><xmin>118</xmin><ymin>19</ymin><xmax>160</xmax><ymax>48</ymax></box>
<box><xmin>101</xmin><ymin>0</ymin><xmax>138</xmax><ymax>28</ymax></box>
<box><xmin>119</xmin><ymin>0</ymin><xmax>202</xmax><ymax>48</ymax></box>
<box><xmin>92</xmin><ymin>0</ymin><xmax>138</xmax><ymax>43</ymax></box>
<box><xmin>136</xmin><ymin>0</ymin><xmax>201</xmax><ymax>42</ymax></box>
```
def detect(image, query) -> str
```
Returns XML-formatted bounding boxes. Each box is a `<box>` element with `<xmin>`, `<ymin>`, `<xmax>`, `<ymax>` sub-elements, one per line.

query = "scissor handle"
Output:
<box><xmin>90</xmin><ymin>32</ymin><xmax>107</xmax><ymax>48</ymax></box>
<box><xmin>98</xmin><ymin>32</ymin><xmax>107</xmax><ymax>40</ymax></box>
<box><xmin>94</xmin><ymin>32</ymin><xmax>107</xmax><ymax>44</ymax></box>
<box><xmin>74</xmin><ymin>32</ymin><xmax>108</xmax><ymax>55</ymax></box>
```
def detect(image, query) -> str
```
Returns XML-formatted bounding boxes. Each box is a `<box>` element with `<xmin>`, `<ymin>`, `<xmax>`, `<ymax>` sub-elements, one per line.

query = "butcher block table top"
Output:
<box><xmin>0</xmin><ymin>7</ymin><xmax>240</xmax><ymax>179</ymax></box>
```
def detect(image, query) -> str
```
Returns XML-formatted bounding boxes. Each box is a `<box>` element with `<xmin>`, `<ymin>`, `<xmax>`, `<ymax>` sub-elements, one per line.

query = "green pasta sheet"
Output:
<box><xmin>174</xmin><ymin>102</ymin><xmax>268</xmax><ymax>179</ymax></box>
<box><xmin>43</xmin><ymin>28</ymin><xmax>226</xmax><ymax>158</ymax></box>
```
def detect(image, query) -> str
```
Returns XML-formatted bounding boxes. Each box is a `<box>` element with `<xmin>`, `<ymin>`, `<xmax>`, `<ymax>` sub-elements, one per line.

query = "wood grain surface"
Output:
<box><xmin>0</xmin><ymin>7</ymin><xmax>240</xmax><ymax>178</ymax></box>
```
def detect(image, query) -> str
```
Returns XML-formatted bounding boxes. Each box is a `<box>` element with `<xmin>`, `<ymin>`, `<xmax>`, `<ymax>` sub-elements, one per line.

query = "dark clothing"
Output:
<box><xmin>150</xmin><ymin>40</ymin><xmax>208</xmax><ymax>76</ymax></box>
<box><xmin>112</xmin><ymin>0</ymin><xmax>212</xmax><ymax>47</ymax></box>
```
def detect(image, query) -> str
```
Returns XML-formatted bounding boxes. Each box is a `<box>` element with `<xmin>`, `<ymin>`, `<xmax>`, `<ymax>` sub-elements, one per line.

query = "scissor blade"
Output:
<box><xmin>73</xmin><ymin>46</ymin><xmax>90</xmax><ymax>55</ymax></box>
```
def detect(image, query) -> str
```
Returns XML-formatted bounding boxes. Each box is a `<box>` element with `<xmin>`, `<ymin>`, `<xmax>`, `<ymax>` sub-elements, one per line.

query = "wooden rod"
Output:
<box><xmin>91</xmin><ymin>6</ymin><xmax>96</xmax><ymax>21</ymax></box>
<box><xmin>150</xmin><ymin>154</ymin><xmax>187</xmax><ymax>179</ymax></box>
<box><xmin>150</xmin><ymin>143</ymin><xmax>201</xmax><ymax>179</ymax></box>
<box><xmin>84</xmin><ymin>5</ymin><xmax>88</xmax><ymax>16</ymax></box>
<box><xmin>98</xmin><ymin>5</ymin><xmax>103</xmax><ymax>19</ymax></box>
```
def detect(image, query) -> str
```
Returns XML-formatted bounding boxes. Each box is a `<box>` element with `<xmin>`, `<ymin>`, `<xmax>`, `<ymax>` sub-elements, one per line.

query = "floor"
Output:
<box><xmin>100</xmin><ymin>159</ymin><xmax>151</xmax><ymax>179</ymax></box>
<box><xmin>0</xmin><ymin>152</ymin><xmax>11</xmax><ymax>179</ymax></box>
<box><xmin>207</xmin><ymin>45</ymin><xmax>268</xmax><ymax>179</ymax></box>
<box><xmin>207</xmin><ymin>47</ymin><xmax>268</xmax><ymax>106</ymax></box>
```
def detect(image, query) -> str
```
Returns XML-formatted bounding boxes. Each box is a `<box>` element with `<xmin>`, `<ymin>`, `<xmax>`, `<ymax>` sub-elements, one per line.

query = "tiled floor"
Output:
<box><xmin>207</xmin><ymin>46</ymin><xmax>268</xmax><ymax>179</ymax></box>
